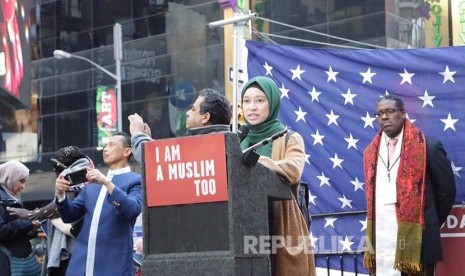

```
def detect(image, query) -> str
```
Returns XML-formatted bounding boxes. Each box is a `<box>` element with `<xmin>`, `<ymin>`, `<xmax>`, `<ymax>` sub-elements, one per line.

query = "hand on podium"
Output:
<box><xmin>242</xmin><ymin>150</ymin><xmax>260</xmax><ymax>166</ymax></box>
<box><xmin>242</xmin><ymin>128</ymin><xmax>288</xmax><ymax>166</ymax></box>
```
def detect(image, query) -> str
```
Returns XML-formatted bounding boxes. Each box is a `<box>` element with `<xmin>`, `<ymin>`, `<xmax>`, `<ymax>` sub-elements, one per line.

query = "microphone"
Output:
<box><xmin>237</xmin><ymin>125</ymin><xmax>249</xmax><ymax>143</ymax></box>
<box><xmin>242</xmin><ymin>127</ymin><xmax>289</xmax><ymax>166</ymax></box>
<box><xmin>242</xmin><ymin>127</ymin><xmax>288</xmax><ymax>154</ymax></box>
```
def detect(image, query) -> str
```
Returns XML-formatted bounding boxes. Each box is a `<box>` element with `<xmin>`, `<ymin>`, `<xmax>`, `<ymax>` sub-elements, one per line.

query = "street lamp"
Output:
<box><xmin>53</xmin><ymin>24</ymin><xmax>123</xmax><ymax>132</ymax></box>
<box><xmin>208</xmin><ymin>12</ymin><xmax>256</xmax><ymax>133</ymax></box>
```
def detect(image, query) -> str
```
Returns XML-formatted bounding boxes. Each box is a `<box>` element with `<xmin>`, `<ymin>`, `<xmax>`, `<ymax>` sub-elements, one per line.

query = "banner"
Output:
<box><xmin>144</xmin><ymin>133</ymin><xmax>228</xmax><ymax>207</ymax></box>
<box><xmin>437</xmin><ymin>205</ymin><xmax>465</xmax><ymax>275</ymax></box>
<box><xmin>96</xmin><ymin>85</ymin><xmax>117</xmax><ymax>146</ymax></box>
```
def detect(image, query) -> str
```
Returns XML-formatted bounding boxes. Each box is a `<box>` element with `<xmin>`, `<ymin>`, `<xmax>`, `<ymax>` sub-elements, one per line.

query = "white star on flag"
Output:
<box><xmin>344</xmin><ymin>133</ymin><xmax>359</xmax><ymax>150</ymax></box>
<box><xmin>439</xmin><ymin>65</ymin><xmax>456</xmax><ymax>83</ymax></box>
<box><xmin>305</xmin><ymin>153</ymin><xmax>311</xmax><ymax>164</ymax></box>
<box><xmin>418</xmin><ymin>90</ymin><xmax>435</xmax><ymax>108</ymax></box>
<box><xmin>326</xmin><ymin>109</ymin><xmax>340</xmax><ymax>126</ymax></box>
<box><xmin>341</xmin><ymin>88</ymin><xmax>357</xmax><ymax>105</ymax></box>
<box><xmin>406</xmin><ymin>113</ymin><xmax>416</xmax><ymax>124</ymax></box>
<box><xmin>308</xmin><ymin>86</ymin><xmax>321</xmax><ymax>102</ymax></box>
<box><xmin>329</xmin><ymin>153</ymin><xmax>344</xmax><ymax>169</ymax></box>
<box><xmin>324</xmin><ymin>217</ymin><xmax>337</xmax><ymax>228</ymax></box>
<box><xmin>308</xmin><ymin>190</ymin><xmax>317</xmax><ymax>206</ymax></box>
<box><xmin>360</xmin><ymin>67</ymin><xmax>376</xmax><ymax>84</ymax></box>
<box><xmin>399</xmin><ymin>68</ymin><xmax>415</xmax><ymax>85</ymax></box>
<box><xmin>294</xmin><ymin>106</ymin><xmax>307</xmax><ymax>122</ymax></box>
<box><xmin>263</xmin><ymin>61</ymin><xmax>273</xmax><ymax>76</ymax></box>
<box><xmin>361</xmin><ymin>112</ymin><xmax>376</xmax><ymax>129</ymax></box>
<box><xmin>326</xmin><ymin>66</ymin><xmax>338</xmax><ymax>83</ymax></box>
<box><xmin>317</xmin><ymin>172</ymin><xmax>331</xmax><ymax>187</ymax></box>
<box><xmin>452</xmin><ymin>161</ymin><xmax>462</xmax><ymax>178</ymax></box>
<box><xmin>359</xmin><ymin>219</ymin><xmax>367</xmax><ymax>231</ymax></box>
<box><xmin>279</xmin><ymin>83</ymin><xmax>290</xmax><ymax>99</ymax></box>
<box><xmin>441</xmin><ymin>113</ymin><xmax>459</xmax><ymax>131</ymax></box>
<box><xmin>290</xmin><ymin>64</ymin><xmax>305</xmax><ymax>80</ymax></box>
<box><xmin>338</xmin><ymin>195</ymin><xmax>353</xmax><ymax>209</ymax></box>
<box><xmin>340</xmin><ymin>236</ymin><xmax>354</xmax><ymax>252</ymax></box>
<box><xmin>351</xmin><ymin>177</ymin><xmax>365</xmax><ymax>192</ymax></box>
<box><xmin>310</xmin><ymin>232</ymin><xmax>319</xmax><ymax>248</ymax></box>
<box><xmin>311</xmin><ymin>129</ymin><xmax>325</xmax><ymax>146</ymax></box>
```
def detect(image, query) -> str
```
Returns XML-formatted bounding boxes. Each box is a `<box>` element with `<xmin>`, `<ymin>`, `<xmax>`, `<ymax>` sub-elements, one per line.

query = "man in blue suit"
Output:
<box><xmin>55</xmin><ymin>132</ymin><xmax>142</xmax><ymax>276</ymax></box>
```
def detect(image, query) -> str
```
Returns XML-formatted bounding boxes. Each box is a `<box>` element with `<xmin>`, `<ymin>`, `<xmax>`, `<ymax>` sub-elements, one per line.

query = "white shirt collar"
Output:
<box><xmin>382</xmin><ymin>128</ymin><xmax>404</xmax><ymax>147</ymax></box>
<box><xmin>107</xmin><ymin>166</ymin><xmax>131</xmax><ymax>179</ymax></box>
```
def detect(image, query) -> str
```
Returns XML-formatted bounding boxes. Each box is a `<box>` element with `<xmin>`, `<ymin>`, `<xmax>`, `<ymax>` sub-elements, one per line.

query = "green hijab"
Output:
<box><xmin>240</xmin><ymin>76</ymin><xmax>285</xmax><ymax>157</ymax></box>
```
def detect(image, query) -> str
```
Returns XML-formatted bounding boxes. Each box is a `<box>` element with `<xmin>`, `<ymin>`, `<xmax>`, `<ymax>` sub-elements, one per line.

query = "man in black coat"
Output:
<box><xmin>363</xmin><ymin>95</ymin><xmax>456</xmax><ymax>276</ymax></box>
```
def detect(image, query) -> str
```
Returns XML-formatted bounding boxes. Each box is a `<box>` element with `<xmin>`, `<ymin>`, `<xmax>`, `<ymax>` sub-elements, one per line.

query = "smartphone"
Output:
<box><xmin>65</xmin><ymin>169</ymin><xmax>88</xmax><ymax>185</ymax></box>
<box><xmin>0</xmin><ymin>199</ymin><xmax>18</xmax><ymax>206</ymax></box>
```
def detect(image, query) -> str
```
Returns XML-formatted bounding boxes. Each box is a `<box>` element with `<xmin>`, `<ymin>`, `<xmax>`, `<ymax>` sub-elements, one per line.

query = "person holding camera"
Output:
<box><xmin>55</xmin><ymin>132</ymin><xmax>142</xmax><ymax>276</ymax></box>
<box><xmin>7</xmin><ymin>146</ymin><xmax>93</xmax><ymax>276</ymax></box>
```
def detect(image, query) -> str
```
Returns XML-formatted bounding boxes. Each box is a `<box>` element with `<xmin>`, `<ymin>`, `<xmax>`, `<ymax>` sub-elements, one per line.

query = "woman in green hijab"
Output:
<box><xmin>241</xmin><ymin>76</ymin><xmax>316</xmax><ymax>276</ymax></box>
<box><xmin>240</xmin><ymin>76</ymin><xmax>285</xmax><ymax>157</ymax></box>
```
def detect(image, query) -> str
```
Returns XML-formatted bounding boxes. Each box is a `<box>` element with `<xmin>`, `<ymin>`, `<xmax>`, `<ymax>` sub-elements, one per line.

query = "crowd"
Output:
<box><xmin>0</xmin><ymin>76</ymin><xmax>455</xmax><ymax>276</ymax></box>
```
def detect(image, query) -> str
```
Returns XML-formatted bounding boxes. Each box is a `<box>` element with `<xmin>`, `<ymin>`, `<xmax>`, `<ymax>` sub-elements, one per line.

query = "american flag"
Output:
<box><xmin>246</xmin><ymin>40</ymin><xmax>465</xmax><ymax>273</ymax></box>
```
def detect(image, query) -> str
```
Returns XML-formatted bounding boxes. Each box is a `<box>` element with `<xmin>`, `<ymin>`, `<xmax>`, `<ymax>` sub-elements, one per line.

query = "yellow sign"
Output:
<box><xmin>425</xmin><ymin>0</ymin><xmax>450</xmax><ymax>47</ymax></box>
<box><xmin>451</xmin><ymin>0</ymin><xmax>465</xmax><ymax>45</ymax></box>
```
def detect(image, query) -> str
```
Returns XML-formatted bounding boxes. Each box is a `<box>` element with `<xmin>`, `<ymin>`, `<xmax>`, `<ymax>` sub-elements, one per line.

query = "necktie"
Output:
<box><xmin>388</xmin><ymin>138</ymin><xmax>398</xmax><ymax>164</ymax></box>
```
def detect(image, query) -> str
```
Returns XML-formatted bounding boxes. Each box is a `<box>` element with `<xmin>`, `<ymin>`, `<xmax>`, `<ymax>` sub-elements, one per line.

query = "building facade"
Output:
<box><xmin>1</xmin><ymin>0</ymin><xmax>441</xmax><ymax>204</ymax></box>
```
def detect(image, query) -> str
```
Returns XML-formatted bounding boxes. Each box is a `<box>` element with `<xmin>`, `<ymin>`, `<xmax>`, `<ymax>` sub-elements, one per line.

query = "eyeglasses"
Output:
<box><xmin>374</xmin><ymin>108</ymin><xmax>400</xmax><ymax>118</ymax></box>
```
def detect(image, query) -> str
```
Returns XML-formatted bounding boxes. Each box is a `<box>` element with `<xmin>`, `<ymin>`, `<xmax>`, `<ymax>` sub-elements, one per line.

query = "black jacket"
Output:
<box><xmin>0</xmin><ymin>185</ymin><xmax>36</xmax><ymax>257</ymax></box>
<box><xmin>421</xmin><ymin>137</ymin><xmax>456</xmax><ymax>265</ymax></box>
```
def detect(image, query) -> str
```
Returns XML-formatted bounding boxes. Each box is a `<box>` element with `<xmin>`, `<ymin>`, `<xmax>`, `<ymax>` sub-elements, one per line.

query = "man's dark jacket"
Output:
<box><xmin>421</xmin><ymin>137</ymin><xmax>456</xmax><ymax>265</ymax></box>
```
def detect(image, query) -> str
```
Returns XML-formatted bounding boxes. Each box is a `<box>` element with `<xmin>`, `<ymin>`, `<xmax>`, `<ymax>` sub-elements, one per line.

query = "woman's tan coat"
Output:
<box><xmin>258</xmin><ymin>132</ymin><xmax>316</xmax><ymax>276</ymax></box>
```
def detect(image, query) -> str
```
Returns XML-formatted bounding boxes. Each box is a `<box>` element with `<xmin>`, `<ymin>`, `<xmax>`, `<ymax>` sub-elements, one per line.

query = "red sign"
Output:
<box><xmin>144</xmin><ymin>133</ymin><xmax>228</xmax><ymax>207</ymax></box>
<box><xmin>436</xmin><ymin>205</ymin><xmax>465</xmax><ymax>275</ymax></box>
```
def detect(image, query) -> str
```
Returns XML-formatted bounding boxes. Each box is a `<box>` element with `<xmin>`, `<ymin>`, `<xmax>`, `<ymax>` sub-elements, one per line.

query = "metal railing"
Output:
<box><xmin>315</xmin><ymin>250</ymin><xmax>366</xmax><ymax>276</ymax></box>
<box><xmin>312</xmin><ymin>210</ymin><xmax>368</xmax><ymax>275</ymax></box>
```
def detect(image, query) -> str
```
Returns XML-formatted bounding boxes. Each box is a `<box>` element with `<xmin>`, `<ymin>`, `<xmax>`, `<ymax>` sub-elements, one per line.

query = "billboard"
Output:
<box><xmin>96</xmin><ymin>85</ymin><xmax>117</xmax><ymax>147</ymax></box>
<box><xmin>0</xmin><ymin>0</ymin><xmax>31</xmax><ymax>108</ymax></box>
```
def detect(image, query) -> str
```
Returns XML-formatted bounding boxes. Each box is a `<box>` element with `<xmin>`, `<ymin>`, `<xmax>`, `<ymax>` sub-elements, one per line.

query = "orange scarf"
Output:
<box><xmin>363</xmin><ymin>120</ymin><xmax>426</xmax><ymax>274</ymax></box>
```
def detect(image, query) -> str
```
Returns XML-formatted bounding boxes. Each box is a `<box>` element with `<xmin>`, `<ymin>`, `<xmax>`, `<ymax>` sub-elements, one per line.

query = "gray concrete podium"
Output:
<box><xmin>141</xmin><ymin>133</ymin><xmax>294</xmax><ymax>276</ymax></box>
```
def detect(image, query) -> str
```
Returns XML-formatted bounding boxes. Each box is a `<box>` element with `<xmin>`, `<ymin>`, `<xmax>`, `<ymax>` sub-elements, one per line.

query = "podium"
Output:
<box><xmin>141</xmin><ymin>133</ymin><xmax>294</xmax><ymax>275</ymax></box>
